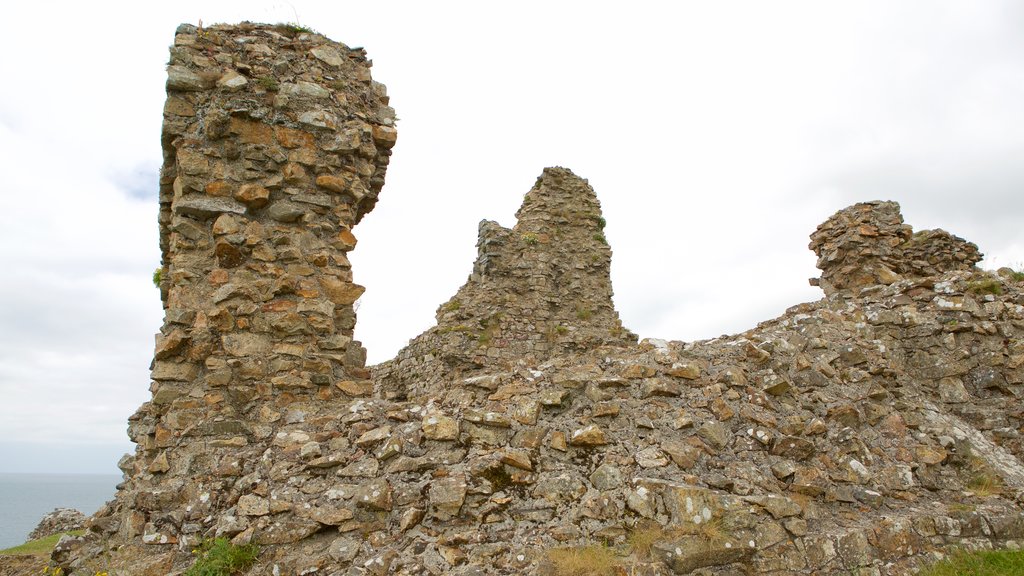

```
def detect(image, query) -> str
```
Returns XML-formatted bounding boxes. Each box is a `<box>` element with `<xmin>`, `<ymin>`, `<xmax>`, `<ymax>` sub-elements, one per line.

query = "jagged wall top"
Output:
<box><xmin>376</xmin><ymin>167</ymin><xmax>636</xmax><ymax>400</ymax></box>
<box><xmin>809</xmin><ymin>200</ymin><xmax>982</xmax><ymax>296</ymax></box>
<box><xmin>159</xmin><ymin>22</ymin><xmax>397</xmax><ymax>283</ymax></box>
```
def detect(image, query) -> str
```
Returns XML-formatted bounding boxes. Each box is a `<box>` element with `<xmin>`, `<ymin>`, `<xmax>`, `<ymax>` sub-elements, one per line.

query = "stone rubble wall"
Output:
<box><xmin>809</xmin><ymin>201</ymin><xmax>981</xmax><ymax>296</ymax></box>
<box><xmin>28</xmin><ymin>508</ymin><xmax>86</xmax><ymax>541</ymax></box>
<box><xmin>375</xmin><ymin>167</ymin><xmax>637</xmax><ymax>401</ymax></box>
<box><xmin>58</xmin><ymin>24</ymin><xmax>1024</xmax><ymax>576</ymax></box>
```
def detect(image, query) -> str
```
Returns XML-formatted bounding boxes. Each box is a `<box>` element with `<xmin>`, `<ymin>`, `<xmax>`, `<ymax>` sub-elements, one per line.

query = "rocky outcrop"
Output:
<box><xmin>59</xmin><ymin>23</ymin><xmax>1024</xmax><ymax>576</ymax></box>
<box><xmin>28</xmin><ymin>508</ymin><xmax>86</xmax><ymax>540</ymax></box>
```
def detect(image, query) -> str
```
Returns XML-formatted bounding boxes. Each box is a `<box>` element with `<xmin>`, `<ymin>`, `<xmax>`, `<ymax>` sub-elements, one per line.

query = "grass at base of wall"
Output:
<box><xmin>917</xmin><ymin>548</ymin><xmax>1024</xmax><ymax>575</ymax></box>
<box><xmin>543</xmin><ymin>545</ymin><xmax>619</xmax><ymax>576</ymax></box>
<box><xmin>0</xmin><ymin>531</ymin><xmax>84</xmax><ymax>556</ymax></box>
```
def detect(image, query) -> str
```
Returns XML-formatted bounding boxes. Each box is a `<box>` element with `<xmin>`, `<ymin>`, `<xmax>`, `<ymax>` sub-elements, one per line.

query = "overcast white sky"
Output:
<box><xmin>0</xmin><ymin>1</ymin><xmax>1021</xmax><ymax>474</ymax></box>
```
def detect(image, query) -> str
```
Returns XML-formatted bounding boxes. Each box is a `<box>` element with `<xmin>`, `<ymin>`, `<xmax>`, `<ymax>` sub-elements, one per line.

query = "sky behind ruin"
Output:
<box><xmin>1</xmin><ymin>0</ymin><xmax>1022</xmax><ymax>473</ymax></box>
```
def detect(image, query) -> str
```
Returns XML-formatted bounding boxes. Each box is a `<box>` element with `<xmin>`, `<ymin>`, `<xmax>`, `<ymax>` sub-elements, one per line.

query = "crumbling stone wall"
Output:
<box><xmin>375</xmin><ymin>167</ymin><xmax>637</xmax><ymax>400</ymax></box>
<box><xmin>69</xmin><ymin>22</ymin><xmax>396</xmax><ymax>573</ymax></box>
<box><xmin>809</xmin><ymin>201</ymin><xmax>981</xmax><ymax>296</ymax></box>
<box><xmin>59</xmin><ymin>24</ymin><xmax>1024</xmax><ymax>576</ymax></box>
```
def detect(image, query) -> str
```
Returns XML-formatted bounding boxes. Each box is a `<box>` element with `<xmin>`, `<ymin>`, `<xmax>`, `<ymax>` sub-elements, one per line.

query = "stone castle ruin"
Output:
<box><xmin>53</xmin><ymin>22</ymin><xmax>1024</xmax><ymax>576</ymax></box>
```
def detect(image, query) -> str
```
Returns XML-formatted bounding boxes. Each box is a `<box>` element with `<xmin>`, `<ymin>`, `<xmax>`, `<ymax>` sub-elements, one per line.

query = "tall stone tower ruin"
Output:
<box><xmin>73</xmin><ymin>22</ymin><xmax>396</xmax><ymax>573</ymax></box>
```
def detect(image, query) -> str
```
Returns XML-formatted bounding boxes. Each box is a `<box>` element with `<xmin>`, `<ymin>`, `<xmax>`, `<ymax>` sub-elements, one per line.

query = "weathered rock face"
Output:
<box><xmin>809</xmin><ymin>200</ymin><xmax>982</xmax><ymax>296</ymax></box>
<box><xmin>61</xmin><ymin>23</ymin><xmax>1024</xmax><ymax>576</ymax></box>
<box><xmin>376</xmin><ymin>167</ymin><xmax>637</xmax><ymax>400</ymax></box>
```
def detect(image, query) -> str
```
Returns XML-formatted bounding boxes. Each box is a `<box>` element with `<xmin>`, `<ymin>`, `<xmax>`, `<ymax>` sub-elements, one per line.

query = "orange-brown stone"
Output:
<box><xmin>315</xmin><ymin>174</ymin><xmax>353</xmax><ymax>193</ymax></box>
<box><xmin>321</xmin><ymin>277</ymin><xmax>365</xmax><ymax>305</ymax></box>
<box><xmin>235</xmin><ymin>183</ymin><xmax>270</xmax><ymax>207</ymax></box>
<box><xmin>275</xmin><ymin>126</ymin><xmax>315</xmax><ymax>149</ymax></box>
<box><xmin>205</xmin><ymin>180</ymin><xmax>234</xmax><ymax>197</ymax></box>
<box><xmin>230</xmin><ymin>117</ymin><xmax>274</xmax><ymax>145</ymax></box>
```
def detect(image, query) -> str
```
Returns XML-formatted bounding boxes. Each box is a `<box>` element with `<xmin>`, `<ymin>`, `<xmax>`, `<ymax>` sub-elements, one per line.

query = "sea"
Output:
<box><xmin>0</xmin><ymin>473</ymin><xmax>121</xmax><ymax>550</ymax></box>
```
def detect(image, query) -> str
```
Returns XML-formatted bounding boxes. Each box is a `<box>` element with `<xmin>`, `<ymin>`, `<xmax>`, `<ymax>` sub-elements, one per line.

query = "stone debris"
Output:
<box><xmin>58</xmin><ymin>21</ymin><xmax>1024</xmax><ymax>576</ymax></box>
<box><xmin>28</xmin><ymin>508</ymin><xmax>86</xmax><ymax>541</ymax></box>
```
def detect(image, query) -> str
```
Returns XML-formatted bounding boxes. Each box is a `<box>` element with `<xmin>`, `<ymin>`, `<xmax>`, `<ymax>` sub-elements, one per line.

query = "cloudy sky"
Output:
<box><xmin>1</xmin><ymin>1</ymin><xmax>1021</xmax><ymax>474</ymax></box>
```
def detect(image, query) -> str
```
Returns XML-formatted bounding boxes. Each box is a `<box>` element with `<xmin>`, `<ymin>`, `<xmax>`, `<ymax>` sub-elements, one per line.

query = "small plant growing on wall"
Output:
<box><xmin>184</xmin><ymin>538</ymin><xmax>259</xmax><ymax>576</ymax></box>
<box><xmin>967</xmin><ymin>278</ymin><xmax>1002</xmax><ymax>296</ymax></box>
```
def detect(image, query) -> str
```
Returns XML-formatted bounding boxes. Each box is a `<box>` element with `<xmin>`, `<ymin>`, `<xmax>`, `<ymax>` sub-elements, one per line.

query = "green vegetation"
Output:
<box><xmin>257</xmin><ymin>77</ymin><xmax>279</xmax><ymax>92</ymax></box>
<box><xmin>627</xmin><ymin>521</ymin><xmax>673</xmax><ymax>561</ymax></box>
<box><xmin>184</xmin><ymin>538</ymin><xmax>259</xmax><ymax>576</ymax></box>
<box><xmin>273</xmin><ymin>22</ymin><xmax>317</xmax><ymax>36</ymax></box>
<box><xmin>916</xmin><ymin>548</ymin><xmax>1024</xmax><ymax>576</ymax></box>
<box><xmin>476</xmin><ymin>313</ymin><xmax>502</xmax><ymax>346</ymax></box>
<box><xmin>592</xmin><ymin>232</ymin><xmax>607</xmax><ymax>246</ymax></box>
<box><xmin>596</xmin><ymin>216</ymin><xmax>606</xmax><ymax>230</ymax></box>
<box><xmin>443</xmin><ymin>299</ymin><xmax>461</xmax><ymax>312</ymax></box>
<box><xmin>965</xmin><ymin>456</ymin><xmax>1004</xmax><ymax>497</ymax></box>
<box><xmin>967</xmin><ymin>470</ymin><xmax>1003</xmax><ymax>498</ymax></box>
<box><xmin>967</xmin><ymin>279</ymin><xmax>1003</xmax><ymax>296</ymax></box>
<box><xmin>152</xmin><ymin>267</ymin><xmax>162</xmax><ymax>288</ymax></box>
<box><xmin>0</xmin><ymin>531</ymin><xmax>84</xmax><ymax>556</ymax></box>
<box><xmin>543</xmin><ymin>544</ymin><xmax>619</xmax><ymax>576</ymax></box>
<box><xmin>522</xmin><ymin>232</ymin><xmax>539</xmax><ymax>246</ymax></box>
<box><xmin>575</xmin><ymin>305</ymin><xmax>592</xmax><ymax>321</ymax></box>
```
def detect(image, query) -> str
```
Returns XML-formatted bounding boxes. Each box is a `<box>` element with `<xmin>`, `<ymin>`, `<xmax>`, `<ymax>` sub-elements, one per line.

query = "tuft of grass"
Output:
<box><xmin>575</xmin><ymin>305</ymin><xmax>592</xmax><ymax>321</ymax></box>
<box><xmin>968</xmin><ymin>472</ymin><xmax>1003</xmax><ymax>498</ymax></box>
<box><xmin>184</xmin><ymin>538</ymin><xmax>259</xmax><ymax>576</ymax></box>
<box><xmin>476</xmin><ymin>313</ymin><xmax>501</xmax><ymax>347</ymax></box>
<box><xmin>626</xmin><ymin>518</ymin><xmax>733</xmax><ymax>564</ymax></box>
<box><xmin>522</xmin><ymin>232</ymin><xmax>539</xmax><ymax>246</ymax></box>
<box><xmin>257</xmin><ymin>77</ymin><xmax>279</xmax><ymax>92</ymax></box>
<box><xmin>152</xmin><ymin>267</ymin><xmax>162</xmax><ymax>288</ymax></box>
<box><xmin>593</xmin><ymin>232</ymin><xmax>608</xmax><ymax>246</ymax></box>
<box><xmin>444</xmin><ymin>299</ymin><xmax>461</xmax><ymax>312</ymax></box>
<box><xmin>627</xmin><ymin>522</ymin><xmax>675</xmax><ymax>561</ymax></box>
<box><xmin>967</xmin><ymin>279</ymin><xmax>1003</xmax><ymax>296</ymax></box>
<box><xmin>0</xmin><ymin>531</ymin><xmax>84</xmax><ymax>556</ymax></box>
<box><xmin>543</xmin><ymin>545</ymin><xmax>619</xmax><ymax>576</ymax></box>
<box><xmin>437</xmin><ymin>324</ymin><xmax>473</xmax><ymax>334</ymax></box>
<box><xmin>917</xmin><ymin>548</ymin><xmax>1024</xmax><ymax>576</ymax></box>
<box><xmin>273</xmin><ymin>22</ymin><xmax>317</xmax><ymax>36</ymax></box>
<box><xmin>966</xmin><ymin>456</ymin><xmax>1003</xmax><ymax>497</ymax></box>
<box><xmin>693</xmin><ymin>517</ymin><xmax>732</xmax><ymax>544</ymax></box>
